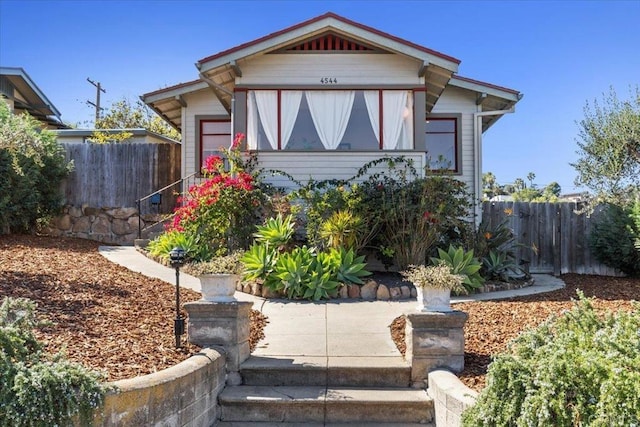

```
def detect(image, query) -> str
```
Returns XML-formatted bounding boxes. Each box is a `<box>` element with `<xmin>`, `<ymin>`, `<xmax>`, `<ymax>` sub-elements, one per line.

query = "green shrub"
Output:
<box><xmin>0</xmin><ymin>100</ymin><xmax>72</xmax><ymax>233</ymax></box>
<box><xmin>0</xmin><ymin>297</ymin><xmax>110</xmax><ymax>426</ymax></box>
<box><xmin>462</xmin><ymin>293</ymin><xmax>640</xmax><ymax>426</ymax></box>
<box><xmin>589</xmin><ymin>203</ymin><xmax>640</xmax><ymax>276</ymax></box>
<box><xmin>430</xmin><ymin>245</ymin><xmax>484</xmax><ymax>293</ymax></box>
<box><xmin>319</xmin><ymin>210</ymin><xmax>365</xmax><ymax>251</ymax></box>
<box><xmin>147</xmin><ymin>230</ymin><xmax>212</xmax><ymax>262</ymax></box>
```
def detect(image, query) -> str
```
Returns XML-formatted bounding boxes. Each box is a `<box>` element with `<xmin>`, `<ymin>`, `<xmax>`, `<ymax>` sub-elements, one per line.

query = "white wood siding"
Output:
<box><xmin>183</xmin><ymin>89</ymin><xmax>229</xmax><ymax>176</ymax></box>
<box><xmin>256</xmin><ymin>151</ymin><xmax>425</xmax><ymax>189</ymax></box>
<box><xmin>432</xmin><ymin>86</ymin><xmax>478</xmax><ymax>198</ymax></box>
<box><xmin>239</xmin><ymin>54</ymin><xmax>422</xmax><ymax>86</ymax></box>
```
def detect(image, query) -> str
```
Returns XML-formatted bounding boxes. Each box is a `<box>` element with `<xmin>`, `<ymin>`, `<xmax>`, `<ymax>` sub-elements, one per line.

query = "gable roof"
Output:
<box><xmin>194</xmin><ymin>12</ymin><xmax>460</xmax><ymax>113</ymax></box>
<box><xmin>0</xmin><ymin>67</ymin><xmax>67</xmax><ymax>129</ymax></box>
<box><xmin>141</xmin><ymin>13</ymin><xmax>521</xmax><ymax>132</ymax></box>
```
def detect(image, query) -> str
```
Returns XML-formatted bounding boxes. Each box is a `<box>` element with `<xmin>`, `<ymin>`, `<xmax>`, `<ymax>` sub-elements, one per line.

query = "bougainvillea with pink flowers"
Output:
<box><xmin>167</xmin><ymin>133</ymin><xmax>264</xmax><ymax>256</ymax></box>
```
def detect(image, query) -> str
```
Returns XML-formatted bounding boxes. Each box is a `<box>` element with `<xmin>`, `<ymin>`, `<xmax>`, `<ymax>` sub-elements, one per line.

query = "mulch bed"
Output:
<box><xmin>390</xmin><ymin>273</ymin><xmax>640</xmax><ymax>391</ymax></box>
<box><xmin>0</xmin><ymin>234</ymin><xmax>267</xmax><ymax>382</ymax></box>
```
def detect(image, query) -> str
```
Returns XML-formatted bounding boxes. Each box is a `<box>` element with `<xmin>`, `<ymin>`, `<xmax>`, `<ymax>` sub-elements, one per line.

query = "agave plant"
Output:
<box><xmin>430</xmin><ymin>245</ymin><xmax>484</xmax><ymax>293</ymax></box>
<box><xmin>327</xmin><ymin>247</ymin><xmax>372</xmax><ymax>285</ymax></box>
<box><xmin>253</xmin><ymin>214</ymin><xmax>295</xmax><ymax>249</ymax></box>
<box><xmin>483</xmin><ymin>250</ymin><xmax>523</xmax><ymax>282</ymax></box>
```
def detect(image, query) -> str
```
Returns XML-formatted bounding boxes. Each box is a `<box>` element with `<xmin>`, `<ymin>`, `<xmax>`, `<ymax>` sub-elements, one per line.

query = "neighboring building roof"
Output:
<box><xmin>54</xmin><ymin>128</ymin><xmax>180</xmax><ymax>144</ymax></box>
<box><xmin>0</xmin><ymin>66</ymin><xmax>68</xmax><ymax>129</ymax></box>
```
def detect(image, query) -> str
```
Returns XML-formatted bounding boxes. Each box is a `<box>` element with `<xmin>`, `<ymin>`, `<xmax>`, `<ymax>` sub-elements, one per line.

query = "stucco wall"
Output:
<box><xmin>92</xmin><ymin>348</ymin><xmax>226</xmax><ymax>427</ymax></box>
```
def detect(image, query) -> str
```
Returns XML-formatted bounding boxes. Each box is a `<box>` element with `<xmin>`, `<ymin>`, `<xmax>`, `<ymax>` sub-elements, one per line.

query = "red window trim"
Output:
<box><xmin>249</xmin><ymin>88</ymin><xmax>414</xmax><ymax>151</ymax></box>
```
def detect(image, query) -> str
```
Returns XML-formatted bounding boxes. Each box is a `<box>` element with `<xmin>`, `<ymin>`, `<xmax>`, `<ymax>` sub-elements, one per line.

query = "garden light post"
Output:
<box><xmin>169</xmin><ymin>247</ymin><xmax>186</xmax><ymax>348</ymax></box>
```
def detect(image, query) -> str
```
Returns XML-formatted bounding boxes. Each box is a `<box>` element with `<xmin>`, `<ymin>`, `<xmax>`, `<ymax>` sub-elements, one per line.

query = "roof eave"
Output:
<box><xmin>0</xmin><ymin>67</ymin><xmax>62</xmax><ymax>118</ymax></box>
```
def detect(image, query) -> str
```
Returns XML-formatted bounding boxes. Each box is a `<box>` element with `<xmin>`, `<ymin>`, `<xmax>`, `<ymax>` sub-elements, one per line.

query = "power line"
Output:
<box><xmin>86</xmin><ymin>78</ymin><xmax>106</xmax><ymax>125</ymax></box>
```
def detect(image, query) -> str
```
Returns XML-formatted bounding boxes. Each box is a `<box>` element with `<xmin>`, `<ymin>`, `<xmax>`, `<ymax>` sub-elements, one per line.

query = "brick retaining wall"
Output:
<box><xmin>427</xmin><ymin>370</ymin><xmax>477</xmax><ymax>427</ymax></box>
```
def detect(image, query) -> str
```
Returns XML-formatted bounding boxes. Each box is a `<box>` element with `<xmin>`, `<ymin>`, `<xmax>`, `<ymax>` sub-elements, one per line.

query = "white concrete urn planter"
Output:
<box><xmin>198</xmin><ymin>273</ymin><xmax>238</xmax><ymax>302</ymax></box>
<box><xmin>416</xmin><ymin>286</ymin><xmax>452</xmax><ymax>312</ymax></box>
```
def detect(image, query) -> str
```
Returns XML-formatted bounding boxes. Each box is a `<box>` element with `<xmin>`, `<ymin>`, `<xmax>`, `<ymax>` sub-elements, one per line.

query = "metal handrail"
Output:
<box><xmin>136</xmin><ymin>172</ymin><xmax>198</xmax><ymax>239</ymax></box>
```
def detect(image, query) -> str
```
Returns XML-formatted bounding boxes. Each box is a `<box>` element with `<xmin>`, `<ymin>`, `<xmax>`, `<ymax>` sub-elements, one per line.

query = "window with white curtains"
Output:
<box><xmin>247</xmin><ymin>89</ymin><xmax>413</xmax><ymax>151</ymax></box>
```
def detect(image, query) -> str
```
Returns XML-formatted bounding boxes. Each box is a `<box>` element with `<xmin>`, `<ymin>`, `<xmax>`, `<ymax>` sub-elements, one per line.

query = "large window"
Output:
<box><xmin>200</xmin><ymin>120</ymin><xmax>231</xmax><ymax>168</ymax></box>
<box><xmin>425</xmin><ymin>117</ymin><xmax>458</xmax><ymax>172</ymax></box>
<box><xmin>247</xmin><ymin>90</ymin><xmax>413</xmax><ymax>151</ymax></box>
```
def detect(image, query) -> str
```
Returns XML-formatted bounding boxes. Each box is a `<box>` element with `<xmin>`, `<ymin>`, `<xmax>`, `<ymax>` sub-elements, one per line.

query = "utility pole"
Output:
<box><xmin>87</xmin><ymin>78</ymin><xmax>106</xmax><ymax>125</ymax></box>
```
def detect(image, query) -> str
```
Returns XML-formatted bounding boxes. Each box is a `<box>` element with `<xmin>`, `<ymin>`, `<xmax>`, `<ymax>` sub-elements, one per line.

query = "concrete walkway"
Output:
<box><xmin>99</xmin><ymin>246</ymin><xmax>565</xmax><ymax>359</ymax></box>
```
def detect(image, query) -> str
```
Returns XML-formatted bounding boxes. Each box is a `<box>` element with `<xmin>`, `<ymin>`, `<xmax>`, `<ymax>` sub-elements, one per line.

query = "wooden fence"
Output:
<box><xmin>61</xmin><ymin>142</ymin><xmax>181</xmax><ymax>212</ymax></box>
<box><xmin>482</xmin><ymin>201</ymin><xmax>620</xmax><ymax>276</ymax></box>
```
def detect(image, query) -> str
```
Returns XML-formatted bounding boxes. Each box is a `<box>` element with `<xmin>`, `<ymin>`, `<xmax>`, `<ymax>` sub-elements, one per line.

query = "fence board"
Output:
<box><xmin>482</xmin><ymin>201</ymin><xmax>622</xmax><ymax>277</ymax></box>
<box><xmin>61</xmin><ymin>142</ymin><xmax>181</xmax><ymax>211</ymax></box>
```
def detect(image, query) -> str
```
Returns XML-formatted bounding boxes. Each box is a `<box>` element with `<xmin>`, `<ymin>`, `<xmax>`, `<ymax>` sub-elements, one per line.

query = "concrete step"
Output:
<box><xmin>219</xmin><ymin>386</ymin><xmax>433</xmax><ymax>424</ymax></box>
<box><xmin>240</xmin><ymin>356</ymin><xmax>411</xmax><ymax>388</ymax></box>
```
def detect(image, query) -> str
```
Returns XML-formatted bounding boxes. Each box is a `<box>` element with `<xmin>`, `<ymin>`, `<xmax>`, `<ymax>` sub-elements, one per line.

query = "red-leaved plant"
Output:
<box><xmin>168</xmin><ymin>133</ymin><xmax>262</xmax><ymax>256</ymax></box>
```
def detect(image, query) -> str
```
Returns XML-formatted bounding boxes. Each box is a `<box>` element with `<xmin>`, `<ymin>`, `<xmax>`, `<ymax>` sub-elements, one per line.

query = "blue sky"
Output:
<box><xmin>1</xmin><ymin>0</ymin><xmax>639</xmax><ymax>193</ymax></box>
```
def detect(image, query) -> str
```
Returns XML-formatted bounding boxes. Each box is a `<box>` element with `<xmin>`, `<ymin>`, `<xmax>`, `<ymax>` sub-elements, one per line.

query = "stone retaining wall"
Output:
<box><xmin>45</xmin><ymin>205</ymin><xmax>163</xmax><ymax>245</ymax></box>
<box><xmin>91</xmin><ymin>348</ymin><xmax>226</xmax><ymax>426</ymax></box>
<box><xmin>427</xmin><ymin>370</ymin><xmax>477</xmax><ymax>427</ymax></box>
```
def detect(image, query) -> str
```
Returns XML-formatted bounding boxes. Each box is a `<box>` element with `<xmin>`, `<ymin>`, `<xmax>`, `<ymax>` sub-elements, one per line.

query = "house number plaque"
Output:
<box><xmin>320</xmin><ymin>77</ymin><xmax>338</xmax><ymax>84</ymax></box>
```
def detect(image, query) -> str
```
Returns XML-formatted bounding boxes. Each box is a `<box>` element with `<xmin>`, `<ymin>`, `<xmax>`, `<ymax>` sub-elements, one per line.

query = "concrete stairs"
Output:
<box><xmin>218</xmin><ymin>355</ymin><xmax>434</xmax><ymax>425</ymax></box>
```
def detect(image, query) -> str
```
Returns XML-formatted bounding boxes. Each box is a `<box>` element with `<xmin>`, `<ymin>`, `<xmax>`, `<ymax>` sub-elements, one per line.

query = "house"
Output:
<box><xmin>141</xmin><ymin>12</ymin><xmax>522</xmax><ymax>215</ymax></box>
<box><xmin>53</xmin><ymin>128</ymin><xmax>180</xmax><ymax>145</ymax></box>
<box><xmin>0</xmin><ymin>66</ymin><xmax>68</xmax><ymax>129</ymax></box>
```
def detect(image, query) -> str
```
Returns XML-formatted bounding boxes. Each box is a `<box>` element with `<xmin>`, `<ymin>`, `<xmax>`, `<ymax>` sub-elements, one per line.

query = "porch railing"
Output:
<box><xmin>136</xmin><ymin>172</ymin><xmax>198</xmax><ymax>239</ymax></box>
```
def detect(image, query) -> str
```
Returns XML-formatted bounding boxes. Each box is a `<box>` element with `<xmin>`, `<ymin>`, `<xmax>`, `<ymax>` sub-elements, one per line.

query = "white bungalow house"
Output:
<box><xmin>141</xmin><ymin>12</ymin><xmax>522</xmax><ymax>214</ymax></box>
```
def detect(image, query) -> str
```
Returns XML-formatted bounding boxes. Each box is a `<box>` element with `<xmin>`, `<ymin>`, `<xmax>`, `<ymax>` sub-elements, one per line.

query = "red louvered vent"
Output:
<box><xmin>287</xmin><ymin>34</ymin><xmax>373</xmax><ymax>51</ymax></box>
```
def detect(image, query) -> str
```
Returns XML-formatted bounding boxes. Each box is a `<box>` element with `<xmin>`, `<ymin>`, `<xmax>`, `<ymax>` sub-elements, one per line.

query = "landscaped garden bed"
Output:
<box><xmin>4</xmin><ymin>234</ymin><xmax>636</xmax><ymax>394</ymax></box>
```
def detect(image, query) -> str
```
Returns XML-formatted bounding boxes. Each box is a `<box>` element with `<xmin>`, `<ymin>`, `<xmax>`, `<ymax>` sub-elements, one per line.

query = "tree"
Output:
<box><xmin>482</xmin><ymin>172</ymin><xmax>502</xmax><ymax>200</ymax></box>
<box><xmin>90</xmin><ymin>98</ymin><xmax>180</xmax><ymax>143</ymax></box>
<box><xmin>572</xmin><ymin>86</ymin><xmax>640</xmax><ymax>205</ymax></box>
<box><xmin>526</xmin><ymin>172</ymin><xmax>536</xmax><ymax>189</ymax></box>
<box><xmin>0</xmin><ymin>99</ymin><xmax>72</xmax><ymax>233</ymax></box>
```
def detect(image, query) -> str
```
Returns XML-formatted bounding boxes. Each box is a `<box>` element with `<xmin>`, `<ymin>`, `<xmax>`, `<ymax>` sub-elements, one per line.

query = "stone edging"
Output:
<box><xmin>93</xmin><ymin>348</ymin><xmax>225</xmax><ymax>426</ymax></box>
<box><xmin>427</xmin><ymin>370</ymin><xmax>478</xmax><ymax>427</ymax></box>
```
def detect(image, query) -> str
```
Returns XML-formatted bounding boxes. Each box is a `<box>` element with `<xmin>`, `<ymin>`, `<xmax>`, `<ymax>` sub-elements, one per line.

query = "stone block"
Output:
<box><xmin>339</xmin><ymin>285</ymin><xmax>349</xmax><ymax>298</ymax></box>
<box><xmin>54</xmin><ymin>214</ymin><xmax>72</xmax><ymax>230</ymax></box>
<box><xmin>92</xmin><ymin>215</ymin><xmax>111</xmax><ymax>234</ymax></box>
<box><xmin>390</xmin><ymin>286</ymin><xmax>402</xmax><ymax>300</ymax></box>
<box><xmin>401</xmin><ymin>285</ymin><xmax>411</xmax><ymax>299</ymax></box>
<box><xmin>84</xmin><ymin>206</ymin><xmax>102</xmax><ymax>216</ymax></box>
<box><xmin>72</xmin><ymin>216</ymin><xmax>91</xmax><ymax>233</ymax></box>
<box><xmin>112</xmin><ymin>218</ymin><xmax>132</xmax><ymax>235</ymax></box>
<box><xmin>376</xmin><ymin>284</ymin><xmax>390</xmax><ymax>300</ymax></box>
<box><xmin>106</xmin><ymin>207</ymin><xmax>138</xmax><ymax>219</ymax></box>
<box><xmin>347</xmin><ymin>284</ymin><xmax>361</xmax><ymax>298</ymax></box>
<box><xmin>360</xmin><ymin>280</ymin><xmax>378</xmax><ymax>300</ymax></box>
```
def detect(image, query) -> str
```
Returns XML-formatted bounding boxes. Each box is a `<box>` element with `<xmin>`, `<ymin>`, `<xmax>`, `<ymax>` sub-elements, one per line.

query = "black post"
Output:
<box><xmin>137</xmin><ymin>199</ymin><xmax>141</xmax><ymax>239</ymax></box>
<box><xmin>169</xmin><ymin>247</ymin><xmax>186</xmax><ymax>348</ymax></box>
<box><xmin>174</xmin><ymin>265</ymin><xmax>184</xmax><ymax>348</ymax></box>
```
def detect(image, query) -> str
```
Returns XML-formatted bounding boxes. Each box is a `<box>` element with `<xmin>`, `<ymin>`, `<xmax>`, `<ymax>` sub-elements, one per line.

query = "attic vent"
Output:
<box><xmin>286</xmin><ymin>34</ymin><xmax>374</xmax><ymax>52</ymax></box>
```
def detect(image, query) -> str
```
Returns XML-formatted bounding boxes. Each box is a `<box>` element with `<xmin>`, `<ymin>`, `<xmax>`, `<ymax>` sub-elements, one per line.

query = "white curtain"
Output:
<box><xmin>397</xmin><ymin>91</ymin><xmax>414</xmax><ymax>150</ymax></box>
<box><xmin>363</xmin><ymin>90</ymin><xmax>380</xmax><ymax>144</ymax></box>
<box><xmin>280</xmin><ymin>91</ymin><xmax>303</xmax><ymax>149</ymax></box>
<box><xmin>246</xmin><ymin>91</ymin><xmax>258</xmax><ymax>149</ymax></box>
<box><xmin>254</xmin><ymin>90</ymin><xmax>278</xmax><ymax>150</ymax></box>
<box><xmin>305</xmin><ymin>90</ymin><xmax>355</xmax><ymax>150</ymax></box>
<box><xmin>382</xmin><ymin>91</ymin><xmax>408</xmax><ymax>150</ymax></box>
